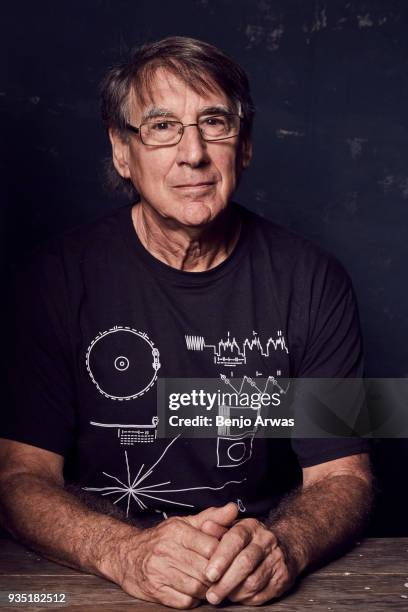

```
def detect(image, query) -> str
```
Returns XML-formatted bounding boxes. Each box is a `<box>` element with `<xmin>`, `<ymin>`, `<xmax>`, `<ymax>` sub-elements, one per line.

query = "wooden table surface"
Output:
<box><xmin>0</xmin><ymin>537</ymin><xmax>407</xmax><ymax>611</ymax></box>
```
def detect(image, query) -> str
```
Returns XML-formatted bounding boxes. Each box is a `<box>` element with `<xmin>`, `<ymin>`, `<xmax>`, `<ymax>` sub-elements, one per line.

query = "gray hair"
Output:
<box><xmin>100</xmin><ymin>36</ymin><xmax>255</xmax><ymax>199</ymax></box>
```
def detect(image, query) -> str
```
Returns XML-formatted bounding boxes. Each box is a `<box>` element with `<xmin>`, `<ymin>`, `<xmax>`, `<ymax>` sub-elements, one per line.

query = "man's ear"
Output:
<box><xmin>109</xmin><ymin>128</ymin><xmax>131</xmax><ymax>179</ymax></box>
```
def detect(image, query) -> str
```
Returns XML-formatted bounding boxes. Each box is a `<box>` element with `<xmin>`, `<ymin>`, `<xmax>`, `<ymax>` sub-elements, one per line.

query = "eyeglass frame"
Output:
<box><xmin>124</xmin><ymin>111</ymin><xmax>244</xmax><ymax>146</ymax></box>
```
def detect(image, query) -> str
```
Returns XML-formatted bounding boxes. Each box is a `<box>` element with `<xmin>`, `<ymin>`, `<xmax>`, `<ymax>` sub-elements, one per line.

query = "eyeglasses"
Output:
<box><xmin>125</xmin><ymin>113</ymin><xmax>242</xmax><ymax>146</ymax></box>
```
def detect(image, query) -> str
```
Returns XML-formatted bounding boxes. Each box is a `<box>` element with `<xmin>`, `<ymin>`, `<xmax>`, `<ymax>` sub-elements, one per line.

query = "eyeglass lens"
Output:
<box><xmin>140</xmin><ymin>115</ymin><xmax>240</xmax><ymax>145</ymax></box>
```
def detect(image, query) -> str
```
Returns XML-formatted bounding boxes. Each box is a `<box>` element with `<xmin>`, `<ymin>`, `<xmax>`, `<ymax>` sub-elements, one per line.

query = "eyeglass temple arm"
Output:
<box><xmin>125</xmin><ymin>123</ymin><xmax>139</xmax><ymax>134</ymax></box>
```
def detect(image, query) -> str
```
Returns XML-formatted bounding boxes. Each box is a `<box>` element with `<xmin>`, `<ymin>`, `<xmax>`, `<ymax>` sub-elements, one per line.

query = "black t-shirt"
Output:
<box><xmin>3</xmin><ymin>203</ymin><xmax>368</xmax><ymax>520</ymax></box>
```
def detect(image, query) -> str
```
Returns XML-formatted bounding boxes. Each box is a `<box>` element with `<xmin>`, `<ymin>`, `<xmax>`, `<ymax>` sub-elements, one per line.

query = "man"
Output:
<box><xmin>0</xmin><ymin>37</ymin><xmax>372</xmax><ymax>608</ymax></box>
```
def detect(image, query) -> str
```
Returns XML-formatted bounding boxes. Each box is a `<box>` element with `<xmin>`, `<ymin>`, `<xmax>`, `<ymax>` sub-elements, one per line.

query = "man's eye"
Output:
<box><xmin>152</xmin><ymin>121</ymin><xmax>171</xmax><ymax>130</ymax></box>
<box><xmin>203</xmin><ymin>116</ymin><xmax>226</xmax><ymax>126</ymax></box>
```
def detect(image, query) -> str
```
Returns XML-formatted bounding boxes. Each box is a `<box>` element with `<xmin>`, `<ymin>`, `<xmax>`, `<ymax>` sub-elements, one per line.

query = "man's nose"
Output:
<box><xmin>176</xmin><ymin>124</ymin><xmax>209</xmax><ymax>167</ymax></box>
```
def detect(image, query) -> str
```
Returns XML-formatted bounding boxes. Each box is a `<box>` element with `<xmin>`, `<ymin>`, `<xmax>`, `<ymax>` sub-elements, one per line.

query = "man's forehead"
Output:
<box><xmin>129</xmin><ymin>68</ymin><xmax>232</xmax><ymax>119</ymax></box>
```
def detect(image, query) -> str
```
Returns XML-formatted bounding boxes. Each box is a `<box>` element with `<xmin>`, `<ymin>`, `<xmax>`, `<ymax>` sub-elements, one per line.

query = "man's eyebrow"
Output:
<box><xmin>199</xmin><ymin>105</ymin><xmax>233</xmax><ymax>116</ymax></box>
<box><xmin>140</xmin><ymin>104</ymin><xmax>235</xmax><ymax>122</ymax></box>
<box><xmin>141</xmin><ymin>106</ymin><xmax>175</xmax><ymax>122</ymax></box>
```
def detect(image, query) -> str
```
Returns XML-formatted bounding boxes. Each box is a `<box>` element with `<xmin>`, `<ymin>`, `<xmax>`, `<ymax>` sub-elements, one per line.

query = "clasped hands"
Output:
<box><xmin>117</xmin><ymin>502</ymin><xmax>298</xmax><ymax>608</ymax></box>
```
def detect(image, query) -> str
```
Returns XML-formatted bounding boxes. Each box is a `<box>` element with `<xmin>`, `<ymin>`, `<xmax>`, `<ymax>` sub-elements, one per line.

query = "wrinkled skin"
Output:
<box><xmin>203</xmin><ymin>516</ymin><xmax>297</xmax><ymax>606</ymax></box>
<box><xmin>112</xmin><ymin>504</ymin><xmax>237</xmax><ymax>609</ymax></box>
<box><xmin>111</xmin><ymin>503</ymin><xmax>297</xmax><ymax>609</ymax></box>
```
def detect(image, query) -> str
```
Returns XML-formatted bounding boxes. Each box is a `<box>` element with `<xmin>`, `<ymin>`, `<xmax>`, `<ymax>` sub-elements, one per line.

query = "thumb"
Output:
<box><xmin>186</xmin><ymin>502</ymin><xmax>239</xmax><ymax>530</ymax></box>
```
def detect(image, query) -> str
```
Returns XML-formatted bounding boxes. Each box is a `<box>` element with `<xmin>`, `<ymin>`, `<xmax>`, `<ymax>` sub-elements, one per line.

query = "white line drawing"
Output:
<box><xmin>84</xmin><ymin>436</ymin><xmax>246</xmax><ymax>516</ymax></box>
<box><xmin>86</xmin><ymin>326</ymin><xmax>161</xmax><ymax>401</ymax></box>
<box><xmin>220</xmin><ymin>374</ymin><xmax>290</xmax><ymax>396</ymax></box>
<box><xmin>185</xmin><ymin>330</ymin><xmax>289</xmax><ymax>367</ymax></box>
<box><xmin>90</xmin><ymin>419</ymin><xmax>158</xmax><ymax>429</ymax></box>
<box><xmin>217</xmin><ymin>432</ymin><xmax>255</xmax><ymax>468</ymax></box>
<box><xmin>237</xmin><ymin>498</ymin><xmax>246</xmax><ymax>513</ymax></box>
<box><xmin>114</xmin><ymin>356</ymin><xmax>129</xmax><ymax>371</ymax></box>
<box><xmin>215</xmin><ymin>375</ymin><xmax>291</xmax><ymax>468</ymax></box>
<box><xmin>90</xmin><ymin>417</ymin><xmax>159</xmax><ymax>445</ymax></box>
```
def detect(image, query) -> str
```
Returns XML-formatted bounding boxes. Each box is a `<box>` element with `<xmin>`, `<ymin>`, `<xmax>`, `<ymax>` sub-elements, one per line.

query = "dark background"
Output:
<box><xmin>1</xmin><ymin>0</ymin><xmax>407</xmax><ymax>535</ymax></box>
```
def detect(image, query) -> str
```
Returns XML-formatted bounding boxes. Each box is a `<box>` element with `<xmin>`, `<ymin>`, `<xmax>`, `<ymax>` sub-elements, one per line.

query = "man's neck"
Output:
<box><xmin>131</xmin><ymin>203</ymin><xmax>241</xmax><ymax>272</ymax></box>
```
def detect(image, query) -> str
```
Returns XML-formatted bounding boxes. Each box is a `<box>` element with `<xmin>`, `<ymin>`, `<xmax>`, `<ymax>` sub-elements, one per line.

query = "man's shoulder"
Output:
<box><xmin>18</xmin><ymin>204</ymin><xmax>132</xmax><ymax>285</ymax></box>
<box><xmin>58</xmin><ymin>204</ymin><xmax>131</xmax><ymax>255</ymax></box>
<box><xmin>238</xmin><ymin>203</ymin><xmax>352</xmax><ymax>287</ymax></box>
<box><xmin>36</xmin><ymin>204</ymin><xmax>131</xmax><ymax>262</ymax></box>
<box><xmin>239</xmin><ymin>203</ymin><xmax>334</xmax><ymax>260</ymax></box>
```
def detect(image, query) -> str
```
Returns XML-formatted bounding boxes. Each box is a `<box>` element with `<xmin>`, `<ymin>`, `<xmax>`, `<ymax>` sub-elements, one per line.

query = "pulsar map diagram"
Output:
<box><xmin>185</xmin><ymin>331</ymin><xmax>289</xmax><ymax>368</ymax></box>
<box><xmin>84</xmin><ymin>435</ymin><xmax>246</xmax><ymax>517</ymax></box>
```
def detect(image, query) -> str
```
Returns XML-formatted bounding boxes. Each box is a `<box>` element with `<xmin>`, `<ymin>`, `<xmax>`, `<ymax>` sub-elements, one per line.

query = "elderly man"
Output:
<box><xmin>0</xmin><ymin>37</ymin><xmax>372</xmax><ymax>608</ymax></box>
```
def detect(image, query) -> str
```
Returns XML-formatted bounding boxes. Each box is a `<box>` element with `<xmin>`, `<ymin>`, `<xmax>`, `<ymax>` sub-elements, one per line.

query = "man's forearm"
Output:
<box><xmin>265</xmin><ymin>474</ymin><xmax>374</xmax><ymax>574</ymax></box>
<box><xmin>0</xmin><ymin>473</ymin><xmax>142</xmax><ymax>581</ymax></box>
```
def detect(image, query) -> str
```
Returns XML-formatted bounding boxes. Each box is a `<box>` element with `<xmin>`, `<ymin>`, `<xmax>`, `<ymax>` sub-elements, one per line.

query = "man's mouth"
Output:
<box><xmin>173</xmin><ymin>182</ymin><xmax>215</xmax><ymax>188</ymax></box>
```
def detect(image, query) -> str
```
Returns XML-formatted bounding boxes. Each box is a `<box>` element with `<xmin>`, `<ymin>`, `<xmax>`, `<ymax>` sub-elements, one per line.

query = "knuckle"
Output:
<box><xmin>175</xmin><ymin>595</ymin><xmax>196</xmax><ymax>609</ymax></box>
<box><xmin>172</xmin><ymin>517</ymin><xmax>186</xmax><ymax>531</ymax></box>
<box><xmin>262</xmin><ymin>528</ymin><xmax>274</xmax><ymax>543</ymax></box>
<box><xmin>192</xmin><ymin>583</ymin><xmax>207</xmax><ymax>599</ymax></box>
<box><xmin>251</xmin><ymin>542</ymin><xmax>264</xmax><ymax>559</ymax></box>
<box><xmin>282</xmin><ymin>565</ymin><xmax>292</xmax><ymax>583</ymax></box>
<box><xmin>273</xmin><ymin>566</ymin><xmax>284</xmax><ymax>582</ymax></box>
<box><xmin>180</xmin><ymin>573</ymin><xmax>195</xmax><ymax>591</ymax></box>
<box><xmin>178</xmin><ymin>530</ymin><xmax>189</xmax><ymax>550</ymax></box>
<box><xmin>203</xmin><ymin>540</ymin><xmax>217</xmax><ymax>558</ymax></box>
<box><xmin>166</xmin><ymin>517</ymin><xmax>182</xmax><ymax>531</ymax></box>
<box><xmin>243</xmin><ymin>518</ymin><xmax>259</xmax><ymax>530</ymax></box>
<box><xmin>269</xmin><ymin>529</ymin><xmax>278</xmax><ymax>543</ymax></box>
<box><xmin>142</xmin><ymin>550</ymin><xmax>157</xmax><ymax>574</ymax></box>
<box><xmin>189</xmin><ymin>582</ymin><xmax>202</xmax><ymax>597</ymax></box>
<box><xmin>228</xmin><ymin>593</ymin><xmax>240</xmax><ymax>603</ymax></box>
<box><xmin>232</xmin><ymin>526</ymin><xmax>250</xmax><ymax>546</ymax></box>
<box><xmin>237</xmin><ymin>551</ymin><xmax>253</xmax><ymax>570</ymax></box>
<box><xmin>273</xmin><ymin>582</ymin><xmax>287</xmax><ymax>599</ymax></box>
<box><xmin>249</xmin><ymin>586</ymin><xmax>275</xmax><ymax>606</ymax></box>
<box><xmin>264</xmin><ymin>536</ymin><xmax>275</xmax><ymax>553</ymax></box>
<box><xmin>229</xmin><ymin>531</ymin><xmax>242</xmax><ymax>546</ymax></box>
<box><xmin>268</xmin><ymin>530</ymin><xmax>279</xmax><ymax>547</ymax></box>
<box><xmin>246</xmin><ymin>573</ymin><xmax>261</xmax><ymax>591</ymax></box>
<box><xmin>236</xmin><ymin>522</ymin><xmax>250</xmax><ymax>535</ymax></box>
<box><xmin>160</xmin><ymin>516</ymin><xmax>175</xmax><ymax>530</ymax></box>
<box><xmin>248</xmin><ymin>593</ymin><xmax>267</xmax><ymax>606</ymax></box>
<box><xmin>153</xmin><ymin>541</ymin><xmax>168</xmax><ymax>557</ymax></box>
<box><xmin>210</xmin><ymin>554</ymin><xmax>227</xmax><ymax>572</ymax></box>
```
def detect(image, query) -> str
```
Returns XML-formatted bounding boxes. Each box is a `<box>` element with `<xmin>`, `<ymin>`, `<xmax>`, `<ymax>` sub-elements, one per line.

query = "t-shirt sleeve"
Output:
<box><xmin>291</xmin><ymin>250</ymin><xmax>370</xmax><ymax>468</ymax></box>
<box><xmin>2</xmin><ymin>244</ymin><xmax>77</xmax><ymax>456</ymax></box>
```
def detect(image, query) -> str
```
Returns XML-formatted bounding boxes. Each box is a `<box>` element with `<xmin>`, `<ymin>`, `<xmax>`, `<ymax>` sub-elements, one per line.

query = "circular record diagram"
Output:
<box><xmin>86</xmin><ymin>327</ymin><xmax>161</xmax><ymax>400</ymax></box>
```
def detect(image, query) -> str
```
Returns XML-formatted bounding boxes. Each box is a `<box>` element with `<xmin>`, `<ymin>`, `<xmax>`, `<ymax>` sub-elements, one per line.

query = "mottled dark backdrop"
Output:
<box><xmin>1</xmin><ymin>0</ymin><xmax>407</xmax><ymax>535</ymax></box>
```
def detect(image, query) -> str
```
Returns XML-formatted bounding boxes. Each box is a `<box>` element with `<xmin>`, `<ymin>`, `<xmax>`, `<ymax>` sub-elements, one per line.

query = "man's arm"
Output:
<box><xmin>267</xmin><ymin>452</ymin><xmax>373</xmax><ymax>572</ymax></box>
<box><xmin>203</xmin><ymin>452</ymin><xmax>373</xmax><ymax>606</ymax></box>
<box><xmin>0</xmin><ymin>438</ymin><xmax>237</xmax><ymax>609</ymax></box>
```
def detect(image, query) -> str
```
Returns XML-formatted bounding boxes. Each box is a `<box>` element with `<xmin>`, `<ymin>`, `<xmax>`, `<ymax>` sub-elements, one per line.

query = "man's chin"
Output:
<box><xmin>177</xmin><ymin>201</ymin><xmax>220</xmax><ymax>228</ymax></box>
